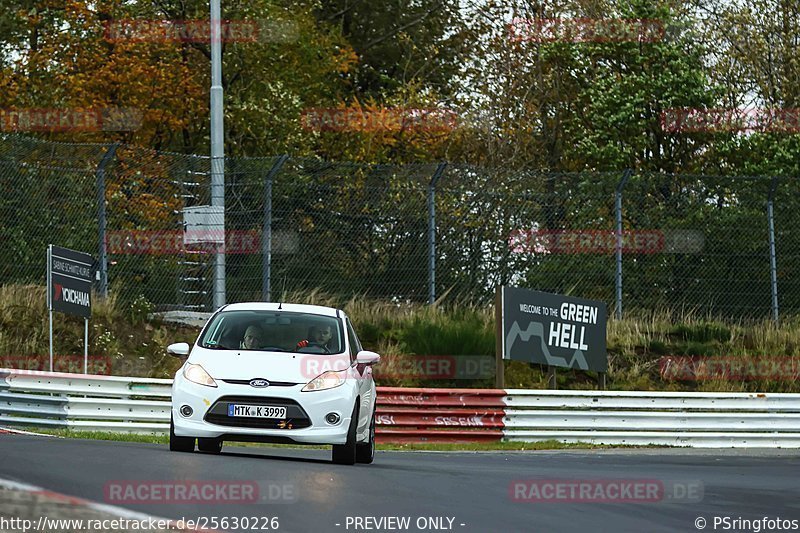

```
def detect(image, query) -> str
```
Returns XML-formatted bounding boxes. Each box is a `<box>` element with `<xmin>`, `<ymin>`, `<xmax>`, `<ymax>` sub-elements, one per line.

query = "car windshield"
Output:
<box><xmin>198</xmin><ymin>310</ymin><xmax>345</xmax><ymax>354</ymax></box>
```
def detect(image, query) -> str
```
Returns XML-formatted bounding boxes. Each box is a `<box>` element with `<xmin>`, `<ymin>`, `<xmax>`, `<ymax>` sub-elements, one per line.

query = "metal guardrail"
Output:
<box><xmin>2</xmin><ymin>369</ymin><xmax>800</xmax><ymax>447</ymax></box>
<box><xmin>504</xmin><ymin>389</ymin><xmax>800</xmax><ymax>448</ymax></box>
<box><xmin>0</xmin><ymin>369</ymin><xmax>172</xmax><ymax>433</ymax></box>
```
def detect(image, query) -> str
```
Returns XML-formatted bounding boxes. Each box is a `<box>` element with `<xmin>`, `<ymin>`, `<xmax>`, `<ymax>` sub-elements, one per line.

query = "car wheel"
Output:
<box><xmin>356</xmin><ymin>410</ymin><xmax>375</xmax><ymax>464</ymax></box>
<box><xmin>198</xmin><ymin>438</ymin><xmax>223</xmax><ymax>454</ymax></box>
<box><xmin>169</xmin><ymin>417</ymin><xmax>195</xmax><ymax>452</ymax></box>
<box><xmin>332</xmin><ymin>403</ymin><xmax>358</xmax><ymax>465</ymax></box>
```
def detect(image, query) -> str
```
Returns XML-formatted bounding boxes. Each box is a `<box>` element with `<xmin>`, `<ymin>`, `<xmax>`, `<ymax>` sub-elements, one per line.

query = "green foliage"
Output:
<box><xmin>397</xmin><ymin>308</ymin><xmax>494</xmax><ymax>356</ymax></box>
<box><xmin>356</xmin><ymin>318</ymin><xmax>399</xmax><ymax>348</ymax></box>
<box><xmin>504</xmin><ymin>361</ymin><xmax>548</xmax><ymax>390</ymax></box>
<box><xmin>674</xmin><ymin>341</ymin><xmax>717</xmax><ymax>357</ymax></box>
<box><xmin>128</xmin><ymin>294</ymin><xmax>155</xmax><ymax>324</ymax></box>
<box><xmin>313</xmin><ymin>0</ymin><xmax>466</xmax><ymax>99</ymax></box>
<box><xmin>0</xmin><ymin>284</ymin><xmax>200</xmax><ymax>378</ymax></box>
<box><xmin>668</xmin><ymin>322</ymin><xmax>731</xmax><ymax>343</ymax></box>
<box><xmin>648</xmin><ymin>340</ymin><xmax>669</xmax><ymax>354</ymax></box>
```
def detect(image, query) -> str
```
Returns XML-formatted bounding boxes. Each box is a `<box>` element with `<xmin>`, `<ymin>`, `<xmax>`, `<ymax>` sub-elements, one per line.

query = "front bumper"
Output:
<box><xmin>171</xmin><ymin>376</ymin><xmax>356</xmax><ymax>445</ymax></box>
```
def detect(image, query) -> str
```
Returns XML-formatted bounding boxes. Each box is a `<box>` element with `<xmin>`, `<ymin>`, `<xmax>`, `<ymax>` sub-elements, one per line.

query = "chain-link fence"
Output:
<box><xmin>1</xmin><ymin>133</ymin><xmax>797</xmax><ymax>321</ymax></box>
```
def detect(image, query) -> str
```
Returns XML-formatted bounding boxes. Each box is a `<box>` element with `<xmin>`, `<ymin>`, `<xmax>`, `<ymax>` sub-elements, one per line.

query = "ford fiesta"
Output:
<box><xmin>167</xmin><ymin>302</ymin><xmax>380</xmax><ymax>465</ymax></box>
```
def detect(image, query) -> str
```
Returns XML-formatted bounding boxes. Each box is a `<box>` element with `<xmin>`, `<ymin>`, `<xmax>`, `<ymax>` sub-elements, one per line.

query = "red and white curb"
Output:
<box><xmin>0</xmin><ymin>426</ymin><xmax>59</xmax><ymax>437</ymax></box>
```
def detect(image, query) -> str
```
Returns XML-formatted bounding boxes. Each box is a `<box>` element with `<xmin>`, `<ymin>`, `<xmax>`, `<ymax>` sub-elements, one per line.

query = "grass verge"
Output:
<box><xmin>29</xmin><ymin>429</ymin><xmax>613</xmax><ymax>451</ymax></box>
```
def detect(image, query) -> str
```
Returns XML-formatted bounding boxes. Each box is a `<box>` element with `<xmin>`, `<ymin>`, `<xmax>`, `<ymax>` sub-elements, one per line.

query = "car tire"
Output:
<box><xmin>332</xmin><ymin>403</ymin><xmax>358</xmax><ymax>465</ymax></box>
<box><xmin>169</xmin><ymin>417</ymin><xmax>195</xmax><ymax>452</ymax></box>
<box><xmin>356</xmin><ymin>410</ymin><xmax>375</xmax><ymax>464</ymax></box>
<box><xmin>198</xmin><ymin>438</ymin><xmax>223</xmax><ymax>454</ymax></box>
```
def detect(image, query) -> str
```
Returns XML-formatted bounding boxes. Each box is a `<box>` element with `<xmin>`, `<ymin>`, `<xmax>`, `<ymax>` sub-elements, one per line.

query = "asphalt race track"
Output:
<box><xmin>1</xmin><ymin>435</ymin><xmax>799</xmax><ymax>532</ymax></box>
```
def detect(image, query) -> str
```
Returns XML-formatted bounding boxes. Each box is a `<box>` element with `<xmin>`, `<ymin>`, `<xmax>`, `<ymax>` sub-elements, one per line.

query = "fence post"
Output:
<box><xmin>768</xmin><ymin>176</ymin><xmax>779</xmax><ymax>324</ymax></box>
<box><xmin>262</xmin><ymin>155</ymin><xmax>289</xmax><ymax>302</ymax></box>
<box><xmin>427</xmin><ymin>162</ymin><xmax>448</xmax><ymax>304</ymax></box>
<box><xmin>615</xmin><ymin>169</ymin><xmax>632</xmax><ymax>319</ymax></box>
<box><xmin>96</xmin><ymin>143</ymin><xmax>119</xmax><ymax>299</ymax></box>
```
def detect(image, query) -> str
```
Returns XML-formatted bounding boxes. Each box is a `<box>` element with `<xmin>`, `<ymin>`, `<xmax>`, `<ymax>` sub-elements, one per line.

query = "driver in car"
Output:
<box><xmin>296</xmin><ymin>325</ymin><xmax>333</xmax><ymax>351</ymax></box>
<box><xmin>240</xmin><ymin>325</ymin><xmax>263</xmax><ymax>350</ymax></box>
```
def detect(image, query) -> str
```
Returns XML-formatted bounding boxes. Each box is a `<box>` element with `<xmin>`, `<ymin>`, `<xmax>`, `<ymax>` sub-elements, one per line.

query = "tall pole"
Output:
<box><xmin>427</xmin><ymin>162</ymin><xmax>447</xmax><ymax>304</ymax></box>
<box><xmin>768</xmin><ymin>176</ymin><xmax>779</xmax><ymax>324</ymax></box>
<box><xmin>96</xmin><ymin>143</ymin><xmax>118</xmax><ymax>299</ymax></box>
<box><xmin>84</xmin><ymin>318</ymin><xmax>89</xmax><ymax>374</ymax></box>
<box><xmin>47</xmin><ymin>245</ymin><xmax>53</xmax><ymax>372</ymax></box>
<box><xmin>210</xmin><ymin>0</ymin><xmax>226</xmax><ymax>309</ymax></box>
<box><xmin>615</xmin><ymin>169</ymin><xmax>632</xmax><ymax>319</ymax></box>
<box><xmin>262</xmin><ymin>155</ymin><xmax>289</xmax><ymax>302</ymax></box>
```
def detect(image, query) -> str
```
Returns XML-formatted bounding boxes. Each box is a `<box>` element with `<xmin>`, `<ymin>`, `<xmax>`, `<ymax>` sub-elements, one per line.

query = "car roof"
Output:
<box><xmin>219</xmin><ymin>302</ymin><xmax>343</xmax><ymax>318</ymax></box>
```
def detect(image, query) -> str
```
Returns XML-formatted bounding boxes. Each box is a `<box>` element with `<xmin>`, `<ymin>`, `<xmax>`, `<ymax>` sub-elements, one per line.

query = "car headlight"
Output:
<box><xmin>183</xmin><ymin>363</ymin><xmax>217</xmax><ymax>387</ymax></box>
<box><xmin>302</xmin><ymin>369</ymin><xmax>347</xmax><ymax>392</ymax></box>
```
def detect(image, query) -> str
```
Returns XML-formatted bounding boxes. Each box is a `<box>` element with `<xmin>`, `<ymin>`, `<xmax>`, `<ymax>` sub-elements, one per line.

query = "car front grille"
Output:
<box><xmin>204</xmin><ymin>395</ymin><xmax>311</xmax><ymax>429</ymax></box>
<box><xmin>220</xmin><ymin>379</ymin><xmax>300</xmax><ymax>387</ymax></box>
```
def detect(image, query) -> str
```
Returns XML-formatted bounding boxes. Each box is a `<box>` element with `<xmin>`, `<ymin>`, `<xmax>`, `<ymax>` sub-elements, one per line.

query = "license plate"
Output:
<box><xmin>227</xmin><ymin>404</ymin><xmax>287</xmax><ymax>419</ymax></box>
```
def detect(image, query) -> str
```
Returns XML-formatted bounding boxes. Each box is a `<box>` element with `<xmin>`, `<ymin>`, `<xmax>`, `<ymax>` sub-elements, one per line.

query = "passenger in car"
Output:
<box><xmin>296</xmin><ymin>325</ymin><xmax>333</xmax><ymax>351</ymax></box>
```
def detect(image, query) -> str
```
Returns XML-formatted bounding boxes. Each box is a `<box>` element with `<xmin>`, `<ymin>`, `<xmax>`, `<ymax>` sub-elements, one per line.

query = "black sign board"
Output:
<box><xmin>500</xmin><ymin>286</ymin><xmax>607</xmax><ymax>372</ymax></box>
<box><xmin>48</xmin><ymin>245</ymin><xmax>93</xmax><ymax>318</ymax></box>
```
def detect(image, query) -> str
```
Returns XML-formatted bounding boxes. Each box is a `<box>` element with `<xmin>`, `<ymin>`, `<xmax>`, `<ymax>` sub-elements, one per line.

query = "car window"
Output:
<box><xmin>197</xmin><ymin>310</ymin><xmax>345</xmax><ymax>354</ymax></box>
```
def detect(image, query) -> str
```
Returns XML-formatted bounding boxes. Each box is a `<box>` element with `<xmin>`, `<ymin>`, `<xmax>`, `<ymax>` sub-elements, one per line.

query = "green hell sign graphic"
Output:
<box><xmin>500</xmin><ymin>287</ymin><xmax>607</xmax><ymax>372</ymax></box>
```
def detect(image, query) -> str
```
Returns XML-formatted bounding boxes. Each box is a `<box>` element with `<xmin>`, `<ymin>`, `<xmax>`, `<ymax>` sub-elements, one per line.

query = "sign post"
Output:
<box><xmin>47</xmin><ymin>245</ymin><xmax>94</xmax><ymax>372</ymax></box>
<box><xmin>497</xmin><ymin>286</ymin><xmax>607</xmax><ymax>388</ymax></box>
<box><xmin>494</xmin><ymin>288</ymin><xmax>504</xmax><ymax>388</ymax></box>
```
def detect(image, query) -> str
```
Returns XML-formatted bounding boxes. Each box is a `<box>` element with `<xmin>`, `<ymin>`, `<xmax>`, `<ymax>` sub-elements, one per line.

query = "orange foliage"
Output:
<box><xmin>4</xmin><ymin>0</ymin><xmax>205</xmax><ymax>146</ymax></box>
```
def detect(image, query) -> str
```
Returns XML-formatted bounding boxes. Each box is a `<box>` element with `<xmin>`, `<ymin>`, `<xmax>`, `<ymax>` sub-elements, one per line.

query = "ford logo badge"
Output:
<box><xmin>249</xmin><ymin>379</ymin><xmax>270</xmax><ymax>388</ymax></box>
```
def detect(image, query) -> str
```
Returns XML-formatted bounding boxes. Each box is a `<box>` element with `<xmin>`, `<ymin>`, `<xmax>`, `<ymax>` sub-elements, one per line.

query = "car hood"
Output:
<box><xmin>187</xmin><ymin>346</ymin><xmax>351</xmax><ymax>383</ymax></box>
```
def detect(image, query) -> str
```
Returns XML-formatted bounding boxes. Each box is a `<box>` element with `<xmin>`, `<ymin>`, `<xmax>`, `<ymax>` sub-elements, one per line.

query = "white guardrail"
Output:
<box><xmin>504</xmin><ymin>390</ymin><xmax>800</xmax><ymax>448</ymax></box>
<box><xmin>2</xmin><ymin>368</ymin><xmax>800</xmax><ymax>447</ymax></box>
<box><xmin>0</xmin><ymin>369</ymin><xmax>172</xmax><ymax>433</ymax></box>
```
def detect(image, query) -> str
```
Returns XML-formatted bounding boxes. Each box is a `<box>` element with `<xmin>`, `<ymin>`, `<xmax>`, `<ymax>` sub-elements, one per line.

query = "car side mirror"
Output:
<box><xmin>167</xmin><ymin>342</ymin><xmax>190</xmax><ymax>358</ymax></box>
<box><xmin>356</xmin><ymin>350</ymin><xmax>380</xmax><ymax>365</ymax></box>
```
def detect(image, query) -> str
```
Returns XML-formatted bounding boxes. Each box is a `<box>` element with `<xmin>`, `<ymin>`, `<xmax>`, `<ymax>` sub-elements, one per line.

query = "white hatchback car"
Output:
<box><xmin>167</xmin><ymin>302</ymin><xmax>380</xmax><ymax>465</ymax></box>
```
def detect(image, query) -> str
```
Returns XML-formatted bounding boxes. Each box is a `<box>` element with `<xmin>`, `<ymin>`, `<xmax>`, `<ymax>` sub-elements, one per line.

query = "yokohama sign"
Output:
<box><xmin>48</xmin><ymin>245</ymin><xmax>93</xmax><ymax>318</ymax></box>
